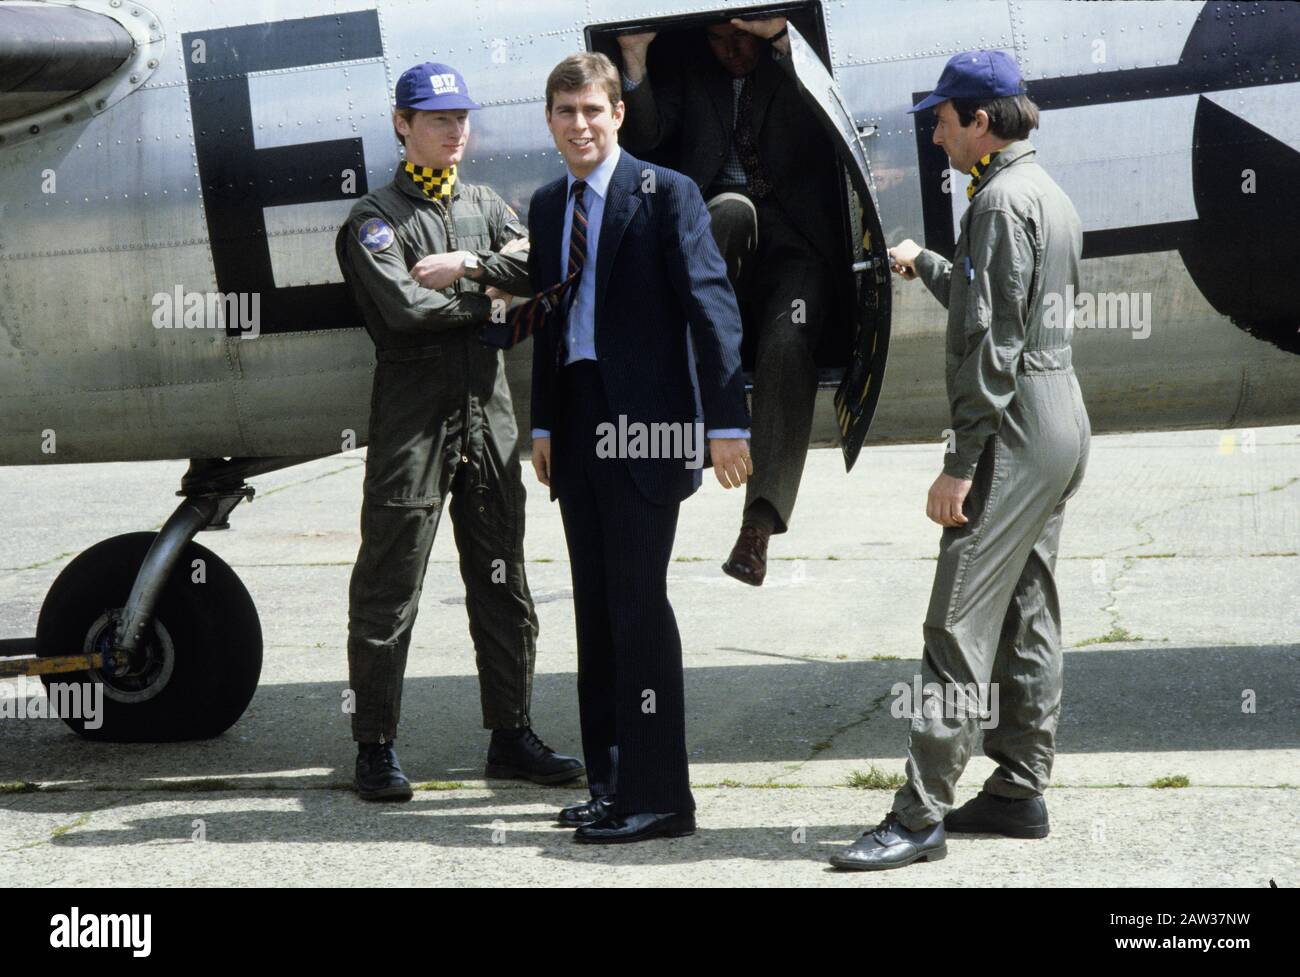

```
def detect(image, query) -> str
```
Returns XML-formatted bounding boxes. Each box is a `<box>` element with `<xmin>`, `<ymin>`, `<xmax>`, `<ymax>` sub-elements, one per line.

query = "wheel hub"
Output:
<box><xmin>82</xmin><ymin>610</ymin><xmax>176</xmax><ymax>703</ymax></box>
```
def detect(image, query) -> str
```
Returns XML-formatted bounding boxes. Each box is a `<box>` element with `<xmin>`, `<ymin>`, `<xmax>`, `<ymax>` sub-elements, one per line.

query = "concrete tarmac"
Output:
<box><xmin>1</xmin><ymin>425</ymin><xmax>1296</xmax><ymax>886</ymax></box>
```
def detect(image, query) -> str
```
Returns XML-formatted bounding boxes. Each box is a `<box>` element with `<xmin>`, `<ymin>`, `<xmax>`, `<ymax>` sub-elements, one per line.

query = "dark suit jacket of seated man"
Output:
<box><xmin>619</xmin><ymin>25</ymin><xmax>842</xmax><ymax>267</ymax></box>
<box><xmin>528</xmin><ymin>140</ymin><xmax>749</xmax><ymax>827</ymax></box>
<box><xmin>615</xmin><ymin>19</ymin><xmax>845</xmax><ymax>590</ymax></box>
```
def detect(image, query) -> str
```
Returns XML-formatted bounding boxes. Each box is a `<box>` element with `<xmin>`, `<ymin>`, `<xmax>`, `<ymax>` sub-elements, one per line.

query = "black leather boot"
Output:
<box><xmin>485</xmin><ymin>727</ymin><xmax>585</xmax><ymax>785</ymax></box>
<box><xmin>354</xmin><ymin>741</ymin><xmax>413</xmax><ymax>802</ymax></box>
<box><xmin>944</xmin><ymin>790</ymin><xmax>1050</xmax><ymax>838</ymax></box>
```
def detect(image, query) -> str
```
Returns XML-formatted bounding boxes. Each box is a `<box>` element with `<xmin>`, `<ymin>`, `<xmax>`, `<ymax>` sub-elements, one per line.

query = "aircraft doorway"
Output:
<box><xmin>587</xmin><ymin>4</ymin><xmax>891</xmax><ymax>469</ymax></box>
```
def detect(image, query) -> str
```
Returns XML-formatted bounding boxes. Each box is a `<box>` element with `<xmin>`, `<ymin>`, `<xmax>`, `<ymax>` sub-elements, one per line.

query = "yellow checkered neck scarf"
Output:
<box><xmin>404</xmin><ymin>161</ymin><xmax>457</xmax><ymax>202</ymax></box>
<box><xmin>966</xmin><ymin>149</ymin><xmax>1003</xmax><ymax>200</ymax></box>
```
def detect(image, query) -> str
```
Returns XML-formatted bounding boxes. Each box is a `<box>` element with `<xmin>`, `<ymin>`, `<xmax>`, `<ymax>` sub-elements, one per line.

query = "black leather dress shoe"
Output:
<box><xmin>722</xmin><ymin>525</ymin><xmax>771</xmax><ymax>586</ymax></box>
<box><xmin>556</xmin><ymin>795</ymin><xmax>615</xmax><ymax>827</ymax></box>
<box><xmin>354</xmin><ymin>742</ymin><xmax>414</xmax><ymax>802</ymax></box>
<box><xmin>944</xmin><ymin>790</ymin><xmax>1050</xmax><ymax>838</ymax></box>
<box><xmin>485</xmin><ymin>726</ymin><xmax>586</xmax><ymax>785</ymax></box>
<box><xmin>573</xmin><ymin>811</ymin><xmax>696</xmax><ymax>844</ymax></box>
<box><xmin>829</xmin><ymin>812</ymin><xmax>946</xmax><ymax>871</ymax></box>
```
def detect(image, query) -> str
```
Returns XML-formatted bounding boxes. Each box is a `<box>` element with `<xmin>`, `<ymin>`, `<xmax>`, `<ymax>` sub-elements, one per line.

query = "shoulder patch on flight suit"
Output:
<box><xmin>358</xmin><ymin>217</ymin><xmax>395</xmax><ymax>254</ymax></box>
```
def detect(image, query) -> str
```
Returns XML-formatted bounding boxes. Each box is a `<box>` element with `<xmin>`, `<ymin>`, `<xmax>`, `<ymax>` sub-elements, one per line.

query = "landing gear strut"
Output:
<box><xmin>2</xmin><ymin>456</ymin><xmax>318</xmax><ymax>741</ymax></box>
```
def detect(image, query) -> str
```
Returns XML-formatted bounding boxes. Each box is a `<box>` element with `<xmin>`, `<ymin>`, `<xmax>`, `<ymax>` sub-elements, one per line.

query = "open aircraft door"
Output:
<box><xmin>784</xmin><ymin>22</ymin><xmax>892</xmax><ymax>471</ymax></box>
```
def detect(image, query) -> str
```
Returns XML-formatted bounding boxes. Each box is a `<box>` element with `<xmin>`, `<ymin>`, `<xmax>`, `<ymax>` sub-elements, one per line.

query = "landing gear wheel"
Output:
<box><xmin>35</xmin><ymin>532</ymin><xmax>262</xmax><ymax>741</ymax></box>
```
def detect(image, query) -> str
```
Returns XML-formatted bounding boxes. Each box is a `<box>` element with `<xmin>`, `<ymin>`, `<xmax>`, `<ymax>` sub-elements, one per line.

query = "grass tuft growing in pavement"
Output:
<box><xmin>414</xmin><ymin>780</ymin><xmax>465</xmax><ymax>791</ymax></box>
<box><xmin>1150</xmin><ymin>774</ymin><xmax>1191</xmax><ymax>789</ymax></box>
<box><xmin>844</xmin><ymin>766</ymin><xmax>906</xmax><ymax>790</ymax></box>
<box><xmin>49</xmin><ymin>813</ymin><xmax>91</xmax><ymax>840</ymax></box>
<box><xmin>151</xmin><ymin>778</ymin><xmax>243</xmax><ymax>792</ymax></box>
<box><xmin>1076</xmin><ymin>625</ymin><xmax>1143</xmax><ymax>647</ymax></box>
<box><xmin>0</xmin><ymin>781</ymin><xmax>40</xmax><ymax>794</ymax></box>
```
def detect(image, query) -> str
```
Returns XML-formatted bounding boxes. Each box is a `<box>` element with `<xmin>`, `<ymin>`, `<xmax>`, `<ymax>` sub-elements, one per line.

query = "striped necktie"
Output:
<box><xmin>482</xmin><ymin>180</ymin><xmax>588</xmax><ymax>350</ymax></box>
<box><xmin>563</xmin><ymin>180</ymin><xmax>588</xmax><ymax>314</ymax></box>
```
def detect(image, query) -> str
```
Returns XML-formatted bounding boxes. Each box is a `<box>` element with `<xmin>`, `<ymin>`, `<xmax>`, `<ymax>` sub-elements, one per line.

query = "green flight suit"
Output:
<box><xmin>891</xmin><ymin>141</ymin><xmax>1091</xmax><ymax>829</ymax></box>
<box><xmin>335</xmin><ymin>163</ymin><xmax>536</xmax><ymax>744</ymax></box>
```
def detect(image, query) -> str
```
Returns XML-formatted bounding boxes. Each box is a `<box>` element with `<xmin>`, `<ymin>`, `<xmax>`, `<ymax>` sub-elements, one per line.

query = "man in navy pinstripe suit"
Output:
<box><xmin>525</xmin><ymin>52</ymin><xmax>751</xmax><ymax>844</ymax></box>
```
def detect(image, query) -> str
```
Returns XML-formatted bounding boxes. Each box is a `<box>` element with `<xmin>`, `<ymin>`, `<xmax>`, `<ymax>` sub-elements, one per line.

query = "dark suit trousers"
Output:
<box><xmin>552</xmin><ymin>361</ymin><xmax>694</xmax><ymax>815</ymax></box>
<box><xmin>710</xmin><ymin>193</ymin><xmax>829</xmax><ymax>535</ymax></box>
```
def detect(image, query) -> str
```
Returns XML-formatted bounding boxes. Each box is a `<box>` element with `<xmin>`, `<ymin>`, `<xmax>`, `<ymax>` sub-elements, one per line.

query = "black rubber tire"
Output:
<box><xmin>35</xmin><ymin>532</ymin><xmax>262</xmax><ymax>742</ymax></box>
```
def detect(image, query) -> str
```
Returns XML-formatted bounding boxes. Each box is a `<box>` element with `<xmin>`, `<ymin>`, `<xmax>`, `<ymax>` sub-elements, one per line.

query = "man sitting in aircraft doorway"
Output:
<box><xmin>334</xmin><ymin>62</ymin><xmax>585</xmax><ymax>801</ymax></box>
<box><xmin>617</xmin><ymin>15</ymin><xmax>842</xmax><ymax>587</ymax></box>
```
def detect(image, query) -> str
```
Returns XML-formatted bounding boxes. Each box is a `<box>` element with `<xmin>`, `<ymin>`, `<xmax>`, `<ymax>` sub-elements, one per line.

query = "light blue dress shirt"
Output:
<box><xmin>531</xmin><ymin>144</ymin><xmax>748</xmax><ymax>442</ymax></box>
<box><xmin>560</xmin><ymin>143</ymin><xmax>620</xmax><ymax>366</ymax></box>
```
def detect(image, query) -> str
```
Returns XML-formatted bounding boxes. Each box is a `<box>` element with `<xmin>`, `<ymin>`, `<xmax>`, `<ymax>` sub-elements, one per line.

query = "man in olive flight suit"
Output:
<box><xmin>832</xmin><ymin>51</ymin><xmax>1090</xmax><ymax>870</ymax></box>
<box><xmin>335</xmin><ymin>63</ymin><xmax>584</xmax><ymax>801</ymax></box>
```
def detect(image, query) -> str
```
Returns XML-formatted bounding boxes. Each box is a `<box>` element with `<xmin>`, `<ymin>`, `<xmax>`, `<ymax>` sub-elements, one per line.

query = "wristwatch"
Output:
<box><xmin>770</xmin><ymin>25</ymin><xmax>789</xmax><ymax>60</ymax></box>
<box><xmin>462</xmin><ymin>252</ymin><xmax>481</xmax><ymax>274</ymax></box>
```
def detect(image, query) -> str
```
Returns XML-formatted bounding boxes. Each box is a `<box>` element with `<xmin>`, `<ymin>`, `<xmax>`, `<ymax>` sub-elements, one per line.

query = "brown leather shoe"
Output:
<box><xmin>722</xmin><ymin>525</ymin><xmax>771</xmax><ymax>586</ymax></box>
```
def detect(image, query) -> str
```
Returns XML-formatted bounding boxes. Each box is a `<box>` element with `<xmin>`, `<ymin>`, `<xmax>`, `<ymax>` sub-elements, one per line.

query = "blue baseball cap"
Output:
<box><xmin>908</xmin><ymin>50</ymin><xmax>1024</xmax><ymax>114</ymax></box>
<box><xmin>395</xmin><ymin>62</ymin><xmax>481</xmax><ymax>111</ymax></box>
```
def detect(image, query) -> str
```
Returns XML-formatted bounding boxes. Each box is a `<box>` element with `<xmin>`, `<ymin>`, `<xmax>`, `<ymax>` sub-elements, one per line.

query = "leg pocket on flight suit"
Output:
<box><xmin>944</xmin><ymin>434</ymin><xmax>1007</xmax><ymax>627</ymax></box>
<box><xmin>462</xmin><ymin>452</ymin><xmax>524</xmax><ymax>555</ymax></box>
<box><xmin>353</xmin><ymin>493</ymin><xmax>443</xmax><ymax>610</ymax></box>
<box><xmin>380</xmin><ymin>495</ymin><xmax>442</xmax><ymax>509</ymax></box>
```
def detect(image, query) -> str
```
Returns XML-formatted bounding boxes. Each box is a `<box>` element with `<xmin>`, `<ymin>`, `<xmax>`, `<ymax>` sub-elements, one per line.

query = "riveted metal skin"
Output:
<box><xmin>0</xmin><ymin>0</ymin><xmax>1296</xmax><ymax>470</ymax></box>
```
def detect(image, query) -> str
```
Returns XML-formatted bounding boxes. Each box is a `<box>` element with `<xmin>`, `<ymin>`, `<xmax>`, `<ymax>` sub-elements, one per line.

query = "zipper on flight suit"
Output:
<box><xmin>438</xmin><ymin>194</ymin><xmax>476</xmax><ymax>488</ymax></box>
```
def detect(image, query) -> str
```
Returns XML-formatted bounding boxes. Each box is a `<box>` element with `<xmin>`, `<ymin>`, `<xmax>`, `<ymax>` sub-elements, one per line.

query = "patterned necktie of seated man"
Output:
<box><xmin>481</xmin><ymin>180</ymin><xmax>587</xmax><ymax>351</ymax></box>
<box><xmin>733</xmin><ymin>75</ymin><xmax>773</xmax><ymax>199</ymax></box>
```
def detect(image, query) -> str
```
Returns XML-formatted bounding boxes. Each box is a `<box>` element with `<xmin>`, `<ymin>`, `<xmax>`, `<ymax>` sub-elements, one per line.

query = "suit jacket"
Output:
<box><xmin>620</xmin><ymin>45</ymin><xmax>843</xmax><ymax>264</ymax></box>
<box><xmin>528</xmin><ymin>148</ymin><xmax>749</xmax><ymax>506</ymax></box>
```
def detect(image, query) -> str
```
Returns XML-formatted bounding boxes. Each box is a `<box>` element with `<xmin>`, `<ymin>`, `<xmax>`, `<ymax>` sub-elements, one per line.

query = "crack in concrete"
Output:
<box><xmin>257</xmin><ymin>461</ymin><xmax>366</xmax><ymax>499</ymax></box>
<box><xmin>769</xmin><ymin>686</ymin><xmax>898</xmax><ymax>785</ymax></box>
<box><xmin>3</xmin><ymin>810</ymin><xmax>92</xmax><ymax>854</ymax></box>
<box><xmin>1080</xmin><ymin>471</ymin><xmax>1300</xmax><ymax>645</ymax></box>
<box><xmin>3</xmin><ymin>551</ymin><xmax>78</xmax><ymax>573</ymax></box>
<box><xmin>1099</xmin><ymin>470</ymin><xmax>1300</xmax><ymax>562</ymax></box>
<box><xmin>714</xmin><ymin>645</ymin><xmax>833</xmax><ymax>665</ymax></box>
<box><xmin>2</xmin><ymin>462</ymin><xmax>365</xmax><ymax>576</ymax></box>
<box><xmin>1088</xmin><ymin>554</ymin><xmax>1141</xmax><ymax>647</ymax></box>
